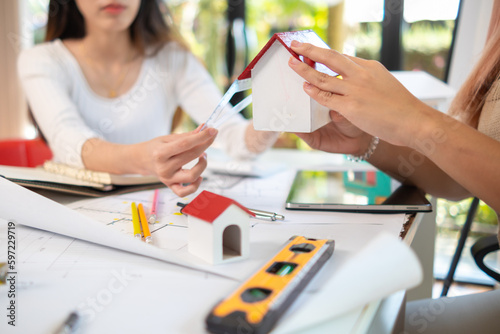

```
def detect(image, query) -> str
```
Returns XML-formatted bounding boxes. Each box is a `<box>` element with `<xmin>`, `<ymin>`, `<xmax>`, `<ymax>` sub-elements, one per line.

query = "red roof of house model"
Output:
<box><xmin>182</xmin><ymin>190</ymin><xmax>254</xmax><ymax>223</ymax></box>
<box><xmin>238</xmin><ymin>29</ymin><xmax>338</xmax><ymax>80</ymax></box>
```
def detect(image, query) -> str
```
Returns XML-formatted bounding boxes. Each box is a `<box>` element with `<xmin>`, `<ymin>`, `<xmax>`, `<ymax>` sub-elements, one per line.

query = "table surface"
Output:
<box><xmin>0</xmin><ymin>149</ymin><xmax>427</xmax><ymax>334</ymax></box>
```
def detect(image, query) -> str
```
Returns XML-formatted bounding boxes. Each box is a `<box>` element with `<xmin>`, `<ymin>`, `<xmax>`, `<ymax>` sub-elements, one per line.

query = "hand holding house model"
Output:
<box><xmin>204</xmin><ymin>30</ymin><xmax>338</xmax><ymax>133</ymax></box>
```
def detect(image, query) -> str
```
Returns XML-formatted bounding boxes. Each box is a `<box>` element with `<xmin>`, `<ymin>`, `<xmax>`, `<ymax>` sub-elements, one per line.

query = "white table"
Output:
<box><xmin>0</xmin><ymin>149</ymin><xmax>430</xmax><ymax>334</ymax></box>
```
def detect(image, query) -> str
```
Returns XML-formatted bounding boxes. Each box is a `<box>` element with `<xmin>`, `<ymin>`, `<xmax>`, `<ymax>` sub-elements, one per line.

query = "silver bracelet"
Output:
<box><xmin>347</xmin><ymin>136</ymin><xmax>379</xmax><ymax>162</ymax></box>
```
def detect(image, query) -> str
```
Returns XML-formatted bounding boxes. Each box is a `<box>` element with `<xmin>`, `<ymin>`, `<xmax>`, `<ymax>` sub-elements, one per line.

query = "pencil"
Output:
<box><xmin>148</xmin><ymin>189</ymin><xmax>159</xmax><ymax>224</ymax></box>
<box><xmin>138</xmin><ymin>203</ymin><xmax>153</xmax><ymax>244</ymax></box>
<box><xmin>131</xmin><ymin>202</ymin><xmax>142</xmax><ymax>239</ymax></box>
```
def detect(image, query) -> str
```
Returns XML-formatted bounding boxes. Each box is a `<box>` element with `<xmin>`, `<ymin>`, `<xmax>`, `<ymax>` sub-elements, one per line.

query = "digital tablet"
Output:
<box><xmin>285</xmin><ymin>170</ymin><xmax>432</xmax><ymax>213</ymax></box>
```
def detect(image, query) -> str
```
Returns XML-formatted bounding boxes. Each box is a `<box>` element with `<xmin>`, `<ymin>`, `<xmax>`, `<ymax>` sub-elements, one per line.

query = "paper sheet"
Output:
<box><xmin>0</xmin><ymin>177</ymin><xmax>227</xmax><ymax>278</ymax></box>
<box><xmin>0</xmin><ymin>229</ymin><xmax>236</xmax><ymax>334</ymax></box>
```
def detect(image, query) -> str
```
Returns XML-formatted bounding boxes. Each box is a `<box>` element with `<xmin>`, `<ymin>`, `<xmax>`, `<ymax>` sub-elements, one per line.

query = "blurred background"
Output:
<box><xmin>4</xmin><ymin>0</ymin><xmax>499</xmax><ymax>292</ymax></box>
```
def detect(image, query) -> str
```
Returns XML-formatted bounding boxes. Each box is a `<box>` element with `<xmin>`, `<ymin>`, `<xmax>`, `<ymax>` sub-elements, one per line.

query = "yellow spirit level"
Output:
<box><xmin>206</xmin><ymin>236</ymin><xmax>335</xmax><ymax>334</ymax></box>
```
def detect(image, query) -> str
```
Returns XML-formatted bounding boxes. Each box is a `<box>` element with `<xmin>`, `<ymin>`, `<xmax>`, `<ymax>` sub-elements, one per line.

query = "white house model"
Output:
<box><xmin>239</xmin><ymin>30</ymin><xmax>338</xmax><ymax>133</ymax></box>
<box><xmin>182</xmin><ymin>190</ymin><xmax>254</xmax><ymax>265</ymax></box>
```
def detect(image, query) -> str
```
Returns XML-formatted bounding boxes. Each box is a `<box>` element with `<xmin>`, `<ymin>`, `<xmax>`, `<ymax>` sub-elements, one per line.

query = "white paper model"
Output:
<box><xmin>239</xmin><ymin>30</ymin><xmax>338</xmax><ymax>133</ymax></box>
<box><xmin>182</xmin><ymin>190</ymin><xmax>254</xmax><ymax>265</ymax></box>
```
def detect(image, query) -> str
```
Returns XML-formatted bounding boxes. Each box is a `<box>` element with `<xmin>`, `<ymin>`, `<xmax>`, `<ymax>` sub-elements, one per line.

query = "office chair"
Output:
<box><xmin>471</xmin><ymin>234</ymin><xmax>500</xmax><ymax>282</ymax></box>
<box><xmin>0</xmin><ymin>138</ymin><xmax>53</xmax><ymax>167</ymax></box>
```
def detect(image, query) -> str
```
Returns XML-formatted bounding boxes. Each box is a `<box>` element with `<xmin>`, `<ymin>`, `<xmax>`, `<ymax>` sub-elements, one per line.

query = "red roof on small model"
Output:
<box><xmin>182</xmin><ymin>190</ymin><xmax>254</xmax><ymax>223</ymax></box>
<box><xmin>238</xmin><ymin>29</ymin><xmax>338</xmax><ymax>80</ymax></box>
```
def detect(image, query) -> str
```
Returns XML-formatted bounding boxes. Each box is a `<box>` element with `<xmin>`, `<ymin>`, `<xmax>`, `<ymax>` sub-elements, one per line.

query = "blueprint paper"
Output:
<box><xmin>0</xmin><ymin>177</ymin><xmax>221</xmax><ymax>276</ymax></box>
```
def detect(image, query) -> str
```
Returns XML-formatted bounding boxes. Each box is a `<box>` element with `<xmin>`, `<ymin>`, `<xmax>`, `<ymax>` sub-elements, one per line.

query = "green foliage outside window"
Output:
<box><xmin>437</xmin><ymin>198</ymin><xmax>498</xmax><ymax>236</ymax></box>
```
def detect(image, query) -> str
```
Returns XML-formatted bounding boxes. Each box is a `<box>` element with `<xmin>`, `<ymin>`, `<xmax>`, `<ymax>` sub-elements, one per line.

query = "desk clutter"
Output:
<box><xmin>0</xmin><ymin>167</ymin><xmax>423</xmax><ymax>333</ymax></box>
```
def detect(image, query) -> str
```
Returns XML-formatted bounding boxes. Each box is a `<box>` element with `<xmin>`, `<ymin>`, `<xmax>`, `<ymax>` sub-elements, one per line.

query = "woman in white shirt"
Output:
<box><xmin>18</xmin><ymin>0</ymin><xmax>277</xmax><ymax>197</ymax></box>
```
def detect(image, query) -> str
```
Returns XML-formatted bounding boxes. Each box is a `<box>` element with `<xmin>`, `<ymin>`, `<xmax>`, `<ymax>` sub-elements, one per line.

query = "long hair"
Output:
<box><xmin>449</xmin><ymin>4</ymin><xmax>500</xmax><ymax>127</ymax></box>
<box><xmin>44</xmin><ymin>0</ymin><xmax>187</xmax><ymax>56</ymax></box>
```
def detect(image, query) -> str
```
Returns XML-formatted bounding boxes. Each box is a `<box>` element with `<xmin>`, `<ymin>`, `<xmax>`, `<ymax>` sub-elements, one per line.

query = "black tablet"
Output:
<box><xmin>285</xmin><ymin>170</ymin><xmax>432</xmax><ymax>213</ymax></box>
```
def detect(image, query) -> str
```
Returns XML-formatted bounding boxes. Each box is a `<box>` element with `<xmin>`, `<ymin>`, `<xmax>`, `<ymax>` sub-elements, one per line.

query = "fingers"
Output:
<box><xmin>155</xmin><ymin>128</ymin><xmax>217</xmax><ymax>163</ymax></box>
<box><xmin>160</xmin><ymin>153</ymin><xmax>208</xmax><ymax>197</ymax></box>
<box><xmin>343</xmin><ymin>54</ymin><xmax>370</xmax><ymax>66</ymax></box>
<box><xmin>290</xmin><ymin>41</ymin><xmax>358</xmax><ymax>78</ymax></box>
<box><xmin>171</xmin><ymin>127</ymin><xmax>217</xmax><ymax>156</ymax></box>
<box><xmin>193</xmin><ymin>123</ymin><xmax>204</xmax><ymax>134</ymax></box>
<box><xmin>288</xmin><ymin>56</ymin><xmax>347</xmax><ymax>96</ymax></box>
<box><xmin>151</xmin><ymin>127</ymin><xmax>216</xmax><ymax>198</ymax></box>
<box><xmin>300</xmin><ymin>81</ymin><xmax>344</xmax><ymax>112</ymax></box>
<box><xmin>165</xmin><ymin>132</ymin><xmax>216</xmax><ymax>171</ymax></box>
<box><xmin>169</xmin><ymin>177</ymin><xmax>203</xmax><ymax>197</ymax></box>
<box><xmin>160</xmin><ymin>153</ymin><xmax>208</xmax><ymax>185</ymax></box>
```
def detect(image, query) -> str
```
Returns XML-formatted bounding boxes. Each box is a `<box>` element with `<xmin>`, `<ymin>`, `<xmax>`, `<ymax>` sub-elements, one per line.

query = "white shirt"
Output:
<box><xmin>18</xmin><ymin>39</ymin><xmax>253</xmax><ymax>167</ymax></box>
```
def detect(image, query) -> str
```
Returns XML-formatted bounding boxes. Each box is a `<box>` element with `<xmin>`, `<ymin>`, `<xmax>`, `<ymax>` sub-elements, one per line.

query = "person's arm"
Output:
<box><xmin>288</xmin><ymin>42</ymin><xmax>500</xmax><ymax>212</ymax></box>
<box><xmin>82</xmin><ymin>128</ymin><xmax>217</xmax><ymax>197</ymax></box>
<box><xmin>399</xmin><ymin>106</ymin><xmax>500</xmax><ymax>211</ymax></box>
<box><xmin>367</xmin><ymin>140</ymin><xmax>472</xmax><ymax>201</ymax></box>
<box><xmin>294</xmin><ymin>108</ymin><xmax>473</xmax><ymax>201</ymax></box>
<box><xmin>18</xmin><ymin>44</ymin><xmax>104</xmax><ymax>167</ymax></box>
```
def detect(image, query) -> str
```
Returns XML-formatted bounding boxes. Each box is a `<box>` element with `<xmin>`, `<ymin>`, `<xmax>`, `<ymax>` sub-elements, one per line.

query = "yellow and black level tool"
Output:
<box><xmin>206</xmin><ymin>235</ymin><xmax>335</xmax><ymax>334</ymax></box>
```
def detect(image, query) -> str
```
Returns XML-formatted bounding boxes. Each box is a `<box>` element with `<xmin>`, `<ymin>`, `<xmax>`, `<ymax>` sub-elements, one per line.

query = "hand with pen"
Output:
<box><xmin>82</xmin><ymin>125</ymin><xmax>217</xmax><ymax>197</ymax></box>
<box><xmin>142</xmin><ymin>125</ymin><xmax>218</xmax><ymax>197</ymax></box>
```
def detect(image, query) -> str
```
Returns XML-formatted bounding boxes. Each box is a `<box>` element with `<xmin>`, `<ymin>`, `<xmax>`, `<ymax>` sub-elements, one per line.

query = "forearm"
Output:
<box><xmin>411</xmin><ymin>109</ymin><xmax>500</xmax><ymax>212</ymax></box>
<box><xmin>81</xmin><ymin>138</ymin><xmax>148</xmax><ymax>175</ymax></box>
<box><xmin>368</xmin><ymin>140</ymin><xmax>472</xmax><ymax>200</ymax></box>
<box><xmin>369</xmin><ymin>108</ymin><xmax>500</xmax><ymax>211</ymax></box>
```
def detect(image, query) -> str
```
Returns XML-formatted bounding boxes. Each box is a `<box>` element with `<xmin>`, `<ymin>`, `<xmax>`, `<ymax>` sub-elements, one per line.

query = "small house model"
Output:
<box><xmin>182</xmin><ymin>190</ymin><xmax>254</xmax><ymax>265</ymax></box>
<box><xmin>239</xmin><ymin>30</ymin><xmax>338</xmax><ymax>133</ymax></box>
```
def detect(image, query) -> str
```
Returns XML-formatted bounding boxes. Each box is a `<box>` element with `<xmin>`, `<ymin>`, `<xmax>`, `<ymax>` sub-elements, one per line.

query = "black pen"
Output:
<box><xmin>54</xmin><ymin>311</ymin><xmax>80</xmax><ymax>334</ymax></box>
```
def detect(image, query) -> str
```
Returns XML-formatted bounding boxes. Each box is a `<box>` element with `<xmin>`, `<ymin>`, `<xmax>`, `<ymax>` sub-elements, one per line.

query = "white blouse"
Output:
<box><xmin>18</xmin><ymin>39</ymin><xmax>253</xmax><ymax>167</ymax></box>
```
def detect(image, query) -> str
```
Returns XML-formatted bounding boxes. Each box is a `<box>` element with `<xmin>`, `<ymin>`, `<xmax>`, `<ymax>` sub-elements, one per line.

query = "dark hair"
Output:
<box><xmin>44</xmin><ymin>0</ymin><xmax>186</xmax><ymax>55</ymax></box>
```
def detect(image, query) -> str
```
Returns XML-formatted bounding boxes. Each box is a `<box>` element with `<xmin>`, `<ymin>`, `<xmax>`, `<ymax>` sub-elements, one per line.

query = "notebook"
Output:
<box><xmin>0</xmin><ymin>162</ymin><xmax>162</xmax><ymax>197</ymax></box>
<box><xmin>42</xmin><ymin>161</ymin><xmax>160</xmax><ymax>186</ymax></box>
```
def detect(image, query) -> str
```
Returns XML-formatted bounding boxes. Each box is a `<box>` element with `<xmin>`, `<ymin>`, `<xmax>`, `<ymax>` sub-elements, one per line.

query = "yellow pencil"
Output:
<box><xmin>131</xmin><ymin>202</ymin><xmax>142</xmax><ymax>239</ymax></box>
<box><xmin>138</xmin><ymin>203</ymin><xmax>153</xmax><ymax>244</ymax></box>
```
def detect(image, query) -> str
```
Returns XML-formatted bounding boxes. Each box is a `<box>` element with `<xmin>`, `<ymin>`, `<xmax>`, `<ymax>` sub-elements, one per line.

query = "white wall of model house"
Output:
<box><xmin>251</xmin><ymin>41</ymin><xmax>332</xmax><ymax>133</ymax></box>
<box><xmin>188</xmin><ymin>204</ymin><xmax>250</xmax><ymax>265</ymax></box>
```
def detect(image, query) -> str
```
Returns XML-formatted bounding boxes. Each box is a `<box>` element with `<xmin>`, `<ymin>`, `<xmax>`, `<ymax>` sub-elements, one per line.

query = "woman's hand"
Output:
<box><xmin>288</xmin><ymin>41</ymin><xmax>430</xmax><ymax>149</ymax></box>
<box><xmin>140</xmin><ymin>127</ymin><xmax>218</xmax><ymax>197</ymax></box>
<box><xmin>295</xmin><ymin>110</ymin><xmax>373</xmax><ymax>156</ymax></box>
